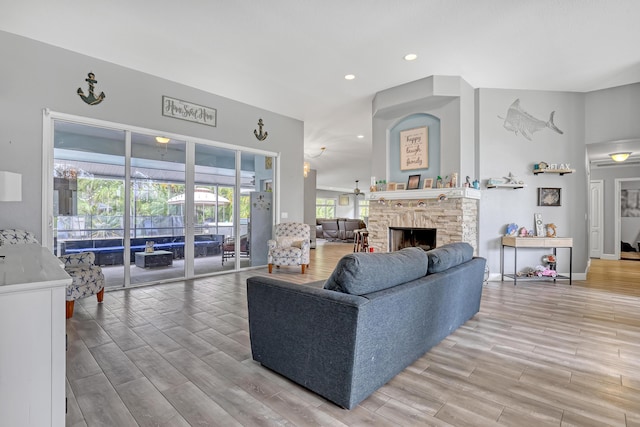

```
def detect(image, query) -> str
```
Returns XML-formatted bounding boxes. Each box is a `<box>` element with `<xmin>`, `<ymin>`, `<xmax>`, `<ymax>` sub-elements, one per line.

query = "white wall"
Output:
<box><xmin>585</xmin><ymin>82</ymin><xmax>640</xmax><ymax>255</ymax></box>
<box><xmin>315</xmin><ymin>190</ymin><xmax>356</xmax><ymax>218</ymax></box>
<box><xmin>585</xmin><ymin>83</ymin><xmax>640</xmax><ymax>144</ymax></box>
<box><xmin>0</xmin><ymin>31</ymin><xmax>304</xmax><ymax>240</ymax></box>
<box><xmin>477</xmin><ymin>89</ymin><xmax>587</xmax><ymax>276</ymax></box>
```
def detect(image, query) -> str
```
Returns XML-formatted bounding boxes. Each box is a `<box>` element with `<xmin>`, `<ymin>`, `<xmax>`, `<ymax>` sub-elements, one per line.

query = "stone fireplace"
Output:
<box><xmin>389</xmin><ymin>227</ymin><xmax>437</xmax><ymax>251</ymax></box>
<box><xmin>366</xmin><ymin>188</ymin><xmax>480</xmax><ymax>254</ymax></box>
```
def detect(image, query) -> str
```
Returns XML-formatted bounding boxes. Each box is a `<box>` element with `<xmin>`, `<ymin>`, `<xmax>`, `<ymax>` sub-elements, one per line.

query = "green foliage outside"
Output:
<box><xmin>74</xmin><ymin>177</ymin><xmax>250</xmax><ymax>224</ymax></box>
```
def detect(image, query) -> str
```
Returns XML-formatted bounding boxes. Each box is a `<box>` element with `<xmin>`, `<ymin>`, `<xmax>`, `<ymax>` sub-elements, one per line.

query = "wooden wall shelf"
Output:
<box><xmin>533</xmin><ymin>169</ymin><xmax>574</xmax><ymax>176</ymax></box>
<box><xmin>486</xmin><ymin>184</ymin><xmax>526</xmax><ymax>189</ymax></box>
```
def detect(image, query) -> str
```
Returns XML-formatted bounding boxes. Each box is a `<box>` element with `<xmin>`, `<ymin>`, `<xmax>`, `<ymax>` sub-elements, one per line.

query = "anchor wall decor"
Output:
<box><xmin>254</xmin><ymin>118</ymin><xmax>268</xmax><ymax>141</ymax></box>
<box><xmin>77</xmin><ymin>72</ymin><xmax>106</xmax><ymax>105</ymax></box>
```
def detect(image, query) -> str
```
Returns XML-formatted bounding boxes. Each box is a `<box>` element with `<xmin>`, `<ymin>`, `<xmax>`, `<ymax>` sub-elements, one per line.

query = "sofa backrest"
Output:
<box><xmin>324</xmin><ymin>247</ymin><xmax>427</xmax><ymax>295</ymax></box>
<box><xmin>323</xmin><ymin>242</ymin><xmax>476</xmax><ymax>295</ymax></box>
<box><xmin>427</xmin><ymin>242</ymin><xmax>474</xmax><ymax>273</ymax></box>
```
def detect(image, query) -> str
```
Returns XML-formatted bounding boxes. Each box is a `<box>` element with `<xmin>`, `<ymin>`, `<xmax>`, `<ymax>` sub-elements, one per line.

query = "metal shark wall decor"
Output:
<box><xmin>77</xmin><ymin>72</ymin><xmax>106</xmax><ymax>105</ymax></box>
<box><xmin>254</xmin><ymin>118</ymin><xmax>268</xmax><ymax>141</ymax></box>
<box><xmin>499</xmin><ymin>99</ymin><xmax>563</xmax><ymax>141</ymax></box>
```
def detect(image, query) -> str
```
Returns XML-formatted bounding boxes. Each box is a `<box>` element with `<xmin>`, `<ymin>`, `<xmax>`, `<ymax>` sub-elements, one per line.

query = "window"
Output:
<box><xmin>316</xmin><ymin>198</ymin><xmax>336</xmax><ymax>218</ymax></box>
<box><xmin>358</xmin><ymin>200</ymin><xmax>369</xmax><ymax>221</ymax></box>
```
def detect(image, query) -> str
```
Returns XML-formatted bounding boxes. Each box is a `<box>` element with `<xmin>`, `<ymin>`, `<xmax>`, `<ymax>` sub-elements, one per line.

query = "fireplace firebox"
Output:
<box><xmin>389</xmin><ymin>227</ymin><xmax>437</xmax><ymax>252</ymax></box>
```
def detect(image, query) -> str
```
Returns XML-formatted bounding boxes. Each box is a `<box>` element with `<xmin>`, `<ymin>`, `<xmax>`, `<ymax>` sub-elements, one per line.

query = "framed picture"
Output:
<box><xmin>386</xmin><ymin>182</ymin><xmax>397</xmax><ymax>191</ymax></box>
<box><xmin>338</xmin><ymin>195</ymin><xmax>350</xmax><ymax>206</ymax></box>
<box><xmin>263</xmin><ymin>179</ymin><xmax>273</xmax><ymax>192</ymax></box>
<box><xmin>407</xmin><ymin>174</ymin><xmax>421</xmax><ymax>190</ymax></box>
<box><xmin>399</xmin><ymin>126</ymin><xmax>428</xmax><ymax>170</ymax></box>
<box><xmin>538</xmin><ymin>187</ymin><xmax>561</xmax><ymax>206</ymax></box>
<box><xmin>396</xmin><ymin>183</ymin><xmax>406</xmax><ymax>190</ymax></box>
<box><xmin>423</xmin><ymin>178</ymin><xmax>433</xmax><ymax>189</ymax></box>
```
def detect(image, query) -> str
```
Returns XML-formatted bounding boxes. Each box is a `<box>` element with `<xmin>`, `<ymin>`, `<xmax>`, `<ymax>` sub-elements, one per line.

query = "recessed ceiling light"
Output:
<box><xmin>404</xmin><ymin>53</ymin><xmax>418</xmax><ymax>61</ymax></box>
<box><xmin>344</xmin><ymin>74</ymin><xmax>356</xmax><ymax>80</ymax></box>
<box><xmin>357</xmin><ymin>135</ymin><xmax>364</xmax><ymax>139</ymax></box>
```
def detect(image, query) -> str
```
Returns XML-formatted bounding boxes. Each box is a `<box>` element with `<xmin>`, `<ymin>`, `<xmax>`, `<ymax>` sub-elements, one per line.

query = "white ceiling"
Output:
<box><xmin>2</xmin><ymin>0</ymin><xmax>640</xmax><ymax>191</ymax></box>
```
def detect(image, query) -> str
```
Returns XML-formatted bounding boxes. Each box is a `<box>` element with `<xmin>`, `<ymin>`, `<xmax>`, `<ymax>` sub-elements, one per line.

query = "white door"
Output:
<box><xmin>589</xmin><ymin>180</ymin><xmax>604</xmax><ymax>258</ymax></box>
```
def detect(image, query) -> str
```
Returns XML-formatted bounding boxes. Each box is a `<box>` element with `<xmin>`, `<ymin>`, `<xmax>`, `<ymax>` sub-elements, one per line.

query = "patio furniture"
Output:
<box><xmin>222</xmin><ymin>234</ymin><xmax>250</xmax><ymax>265</ymax></box>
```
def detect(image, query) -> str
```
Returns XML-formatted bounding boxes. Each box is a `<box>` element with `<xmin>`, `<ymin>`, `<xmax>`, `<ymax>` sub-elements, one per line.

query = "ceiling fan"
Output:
<box><xmin>345</xmin><ymin>180</ymin><xmax>365</xmax><ymax>197</ymax></box>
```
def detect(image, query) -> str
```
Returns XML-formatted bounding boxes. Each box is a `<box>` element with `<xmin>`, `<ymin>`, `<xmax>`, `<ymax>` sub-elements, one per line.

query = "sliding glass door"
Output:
<box><xmin>47</xmin><ymin>114</ymin><xmax>275</xmax><ymax>288</ymax></box>
<box><xmin>53</xmin><ymin>121</ymin><xmax>127</xmax><ymax>288</ymax></box>
<box><xmin>130</xmin><ymin>133</ymin><xmax>186</xmax><ymax>285</ymax></box>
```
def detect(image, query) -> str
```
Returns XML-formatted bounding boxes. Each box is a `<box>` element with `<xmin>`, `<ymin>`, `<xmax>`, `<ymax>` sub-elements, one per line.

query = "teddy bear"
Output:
<box><xmin>546</xmin><ymin>223</ymin><xmax>557</xmax><ymax>238</ymax></box>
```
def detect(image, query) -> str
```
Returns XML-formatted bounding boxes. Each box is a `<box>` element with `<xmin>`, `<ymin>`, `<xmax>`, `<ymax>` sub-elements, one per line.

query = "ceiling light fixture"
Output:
<box><xmin>303</xmin><ymin>161</ymin><xmax>310</xmax><ymax>178</ymax></box>
<box><xmin>357</xmin><ymin>135</ymin><xmax>364</xmax><ymax>139</ymax></box>
<box><xmin>404</xmin><ymin>53</ymin><xmax>418</xmax><ymax>61</ymax></box>
<box><xmin>306</xmin><ymin>146</ymin><xmax>326</xmax><ymax>159</ymax></box>
<box><xmin>609</xmin><ymin>152</ymin><xmax>631</xmax><ymax>162</ymax></box>
<box><xmin>344</xmin><ymin>74</ymin><xmax>355</xmax><ymax>80</ymax></box>
<box><xmin>155</xmin><ymin>136</ymin><xmax>170</xmax><ymax>144</ymax></box>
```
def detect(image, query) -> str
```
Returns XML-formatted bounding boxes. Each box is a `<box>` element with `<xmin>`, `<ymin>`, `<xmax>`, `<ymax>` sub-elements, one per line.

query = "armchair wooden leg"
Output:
<box><xmin>268</xmin><ymin>264</ymin><xmax>273</xmax><ymax>273</ymax></box>
<box><xmin>66</xmin><ymin>300</ymin><xmax>74</xmax><ymax>319</ymax></box>
<box><xmin>97</xmin><ymin>288</ymin><xmax>104</xmax><ymax>303</ymax></box>
<box><xmin>301</xmin><ymin>264</ymin><xmax>306</xmax><ymax>274</ymax></box>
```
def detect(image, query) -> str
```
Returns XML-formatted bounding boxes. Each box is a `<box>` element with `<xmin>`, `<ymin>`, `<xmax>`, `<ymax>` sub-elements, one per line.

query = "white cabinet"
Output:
<box><xmin>0</xmin><ymin>244</ymin><xmax>71</xmax><ymax>427</ymax></box>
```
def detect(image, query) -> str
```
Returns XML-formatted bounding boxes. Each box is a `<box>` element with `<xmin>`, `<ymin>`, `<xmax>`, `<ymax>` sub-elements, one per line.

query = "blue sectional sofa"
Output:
<box><xmin>58</xmin><ymin>234</ymin><xmax>224</xmax><ymax>266</ymax></box>
<box><xmin>247</xmin><ymin>243</ymin><xmax>486</xmax><ymax>409</ymax></box>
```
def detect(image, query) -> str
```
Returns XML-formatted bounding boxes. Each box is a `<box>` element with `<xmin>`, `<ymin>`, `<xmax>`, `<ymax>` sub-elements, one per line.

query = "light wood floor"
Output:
<box><xmin>66</xmin><ymin>243</ymin><xmax>640</xmax><ymax>426</ymax></box>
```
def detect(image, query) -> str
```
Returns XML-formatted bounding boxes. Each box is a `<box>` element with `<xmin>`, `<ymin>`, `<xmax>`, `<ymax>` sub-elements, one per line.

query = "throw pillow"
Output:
<box><xmin>427</xmin><ymin>242</ymin><xmax>473</xmax><ymax>274</ymax></box>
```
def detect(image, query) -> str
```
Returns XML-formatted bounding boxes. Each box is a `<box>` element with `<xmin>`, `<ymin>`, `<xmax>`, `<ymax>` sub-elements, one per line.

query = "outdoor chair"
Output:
<box><xmin>221</xmin><ymin>234</ymin><xmax>250</xmax><ymax>265</ymax></box>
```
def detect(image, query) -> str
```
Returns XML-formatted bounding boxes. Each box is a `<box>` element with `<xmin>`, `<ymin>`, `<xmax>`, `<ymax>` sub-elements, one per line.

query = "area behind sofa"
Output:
<box><xmin>247</xmin><ymin>243</ymin><xmax>486</xmax><ymax>409</ymax></box>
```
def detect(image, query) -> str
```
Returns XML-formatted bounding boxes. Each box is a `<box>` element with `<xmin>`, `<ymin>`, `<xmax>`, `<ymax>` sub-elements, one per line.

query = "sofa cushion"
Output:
<box><xmin>324</xmin><ymin>247</ymin><xmax>427</xmax><ymax>295</ymax></box>
<box><xmin>427</xmin><ymin>242</ymin><xmax>474</xmax><ymax>274</ymax></box>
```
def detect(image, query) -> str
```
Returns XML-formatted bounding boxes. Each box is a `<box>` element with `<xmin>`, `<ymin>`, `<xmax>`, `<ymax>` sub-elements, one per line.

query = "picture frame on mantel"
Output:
<box><xmin>423</xmin><ymin>178</ymin><xmax>433</xmax><ymax>189</ymax></box>
<box><xmin>396</xmin><ymin>183</ymin><xmax>406</xmax><ymax>190</ymax></box>
<box><xmin>407</xmin><ymin>174</ymin><xmax>421</xmax><ymax>190</ymax></box>
<box><xmin>399</xmin><ymin>126</ymin><xmax>428</xmax><ymax>170</ymax></box>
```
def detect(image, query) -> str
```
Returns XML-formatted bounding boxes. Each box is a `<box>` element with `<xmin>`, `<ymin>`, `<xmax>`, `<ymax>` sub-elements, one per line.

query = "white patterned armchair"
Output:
<box><xmin>0</xmin><ymin>228</ymin><xmax>39</xmax><ymax>246</ymax></box>
<box><xmin>59</xmin><ymin>252</ymin><xmax>105</xmax><ymax>319</ymax></box>
<box><xmin>0</xmin><ymin>229</ymin><xmax>105</xmax><ymax>318</ymax></box>
<box><xmin>268</xmin><ymin>222</ymin><xmax>310</xmax><ymax>274</ymax></box>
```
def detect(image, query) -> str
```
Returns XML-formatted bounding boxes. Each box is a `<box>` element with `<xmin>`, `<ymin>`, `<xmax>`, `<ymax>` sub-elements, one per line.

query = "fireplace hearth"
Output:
<box><xmin>389</xmin><ymin>227</ymin><xmax>437</xmax><ymax>252</ymax></box>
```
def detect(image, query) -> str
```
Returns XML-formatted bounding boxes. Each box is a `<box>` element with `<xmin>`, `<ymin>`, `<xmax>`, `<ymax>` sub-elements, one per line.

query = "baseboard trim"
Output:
<box><xmin>600</xmin><ymin>254</ymin><xmax>618</xmax><ymax>261</ymax></box>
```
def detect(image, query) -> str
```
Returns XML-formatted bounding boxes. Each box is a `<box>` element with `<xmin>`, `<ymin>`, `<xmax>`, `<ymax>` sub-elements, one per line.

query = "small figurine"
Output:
<box><xmin>465</xmin><ymin>176</ymin><xmax>471</xmax><ymax>187</ymax></box>
<box><xmin>546</xmin><ymin>223</ymin><xmax>557</xmax><ymax>237</ymax></box>
<box><xmin>519</xmin><ymin>227</ymin><xmax>528</xmax><ymax>237</ymax></box>
<box><xmin>504</xmin><ymin>172</ymin><xmax>519</xmax><ymax>185</ymax></box>
<box><xmin>506</xmin><ymin>223</ymin><xmax>518</xmax><ymax>236</ymax></box>
<box><xmin>534</xmin><ymin>265</ymin><xmax>557</xmax><ymax>277</ymax></box>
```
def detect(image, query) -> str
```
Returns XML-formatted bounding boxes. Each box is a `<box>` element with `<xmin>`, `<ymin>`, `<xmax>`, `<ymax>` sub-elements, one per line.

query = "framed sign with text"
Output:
<box><xmin>162</xmin><ymin>96</ymin><xmax>217</xmax><ymax>127</ymax></box>
<box><xmin>400</xmin><ymin>126</ymin><xmax>428</xmax><ymax>170</ymax></box>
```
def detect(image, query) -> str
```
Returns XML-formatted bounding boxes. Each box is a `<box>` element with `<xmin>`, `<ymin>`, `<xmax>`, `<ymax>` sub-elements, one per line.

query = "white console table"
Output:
<box><xmin>0</xmin><ymin>243</ymin><xmax>71</xmax><ymax>427</ymax></box>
